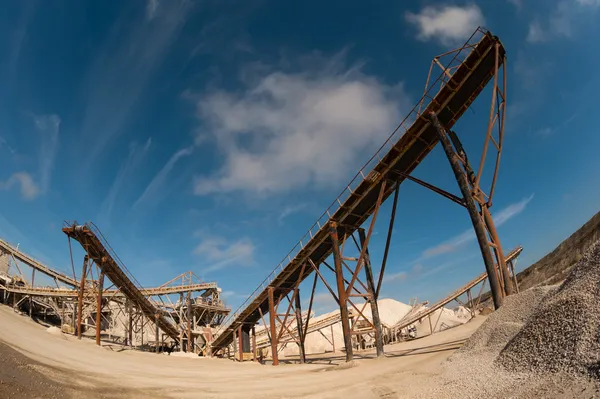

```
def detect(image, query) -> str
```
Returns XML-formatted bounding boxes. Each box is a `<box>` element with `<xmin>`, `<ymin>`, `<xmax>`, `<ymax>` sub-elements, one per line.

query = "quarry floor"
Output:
<box><xmin>0</xmin><ymin>304</ymin><xmax>486</xmax><ymax>399</ymax></box>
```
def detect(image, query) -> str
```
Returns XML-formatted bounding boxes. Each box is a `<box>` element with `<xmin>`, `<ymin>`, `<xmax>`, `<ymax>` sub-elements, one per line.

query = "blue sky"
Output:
<box><xmin>1</xmin><ymin>0</ymin><xmax>600</xmax><ymax>315</ymax></box>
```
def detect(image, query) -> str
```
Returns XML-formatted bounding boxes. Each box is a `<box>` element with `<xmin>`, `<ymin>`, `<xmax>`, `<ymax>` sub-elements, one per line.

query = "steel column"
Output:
<box><xmin>330</xmin><ymin>221</ymin><xmax>353</xmax><ymax>362</ymax></box>
<box><xmin>95</xmin><ymin>271</ymin><xmax>105</xmax><ymax>346</ymax></box>
<box><xmin>252</xmin><ymin>326</ymin><xmax>257</xmax><ymax>362</ymax></box>
<box><xmin>294</xmin><ymin>288</ymin><xmax>306</xmax><ymax>363</ymax></box>
<box><xmin>358</xmin><ymin>229</ymin><xmax>384</xmax><ymax>357</ymax></box>
<box><xmin>187</xmin><ymin>292</ymin><xmax>193</xmax><ymax>352</ymax></box>
<box><xmin>77</xmin><ymin>256</ymin><xmax>88</xmax><ymax>339</ymax></box>
<box><xmin>482</xmin><ymin>207</ymin><xmax>513</xmax><ymax>295</ymax></box>
<box><xmin>268</xmin><ymin>286</ymin><xmax>279</xmax><ymax>366</ymax></box>
<box><xmin>237</xmin><ymin>326</ymin><xmax>243</xmax><ymax>361</ymax></box>
<box><xmin>428</xmin><ymin>111</ymin><xmax>504</xmax><ymax>309</ymax></box>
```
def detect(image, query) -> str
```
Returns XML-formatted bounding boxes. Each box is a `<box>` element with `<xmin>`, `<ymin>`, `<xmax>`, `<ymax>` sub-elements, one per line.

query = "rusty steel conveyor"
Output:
<box><xmin>211</xmin><ymin>29</ymin><xmax>506</xmax><ymax>351</ymax></box>
<box><xmin>63</xmin><ymin>223</ymin><xmax>180</xmax><ymax>341</ymax></box>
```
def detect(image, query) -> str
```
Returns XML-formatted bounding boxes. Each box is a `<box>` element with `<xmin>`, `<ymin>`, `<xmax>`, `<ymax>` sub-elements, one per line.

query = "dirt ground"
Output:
<box><xmin>0</xmin><ymin>304</ymin><xmax>486</xmax><ymax>399</ymax></box>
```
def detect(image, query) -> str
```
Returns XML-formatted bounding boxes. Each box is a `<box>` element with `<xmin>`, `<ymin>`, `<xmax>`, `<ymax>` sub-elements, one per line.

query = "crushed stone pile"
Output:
<box><xmin>455</xmin><ymin>285</ymin><xmax>557</xmax><ymax>357</ymax></box>
<box><xmin>497</xmin><ymin>239</ymin><xmax>600</xmax><ymax>377</ymax></box>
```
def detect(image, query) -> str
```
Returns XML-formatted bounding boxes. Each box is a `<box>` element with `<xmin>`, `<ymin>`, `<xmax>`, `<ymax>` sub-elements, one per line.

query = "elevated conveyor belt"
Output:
<box><xmin>1</xmin><ymin>282</ymin><xmax>220</xmax><ymax>298</ymax></box>
<box><xmin>211</xmin><ymin>30</ymin><xmax>506</xmax><ymax>350</ymax></box>
<box><xmin>391</xmin><ymin>246</ymin><xmax>523</xmax><ymax>332</ymax></box>
<box><xmin>63</xmin><ymin>223</ymin><xmax>180</xmax><ymax>341</ymax></box>
<box><xmin>211</xmin><ymin>29</ymin><xmax>506</xmax><ymax>351</ymax></box>
<box><xmin>0</xmin><ymin>239</ymin><xmax>77</xmax><ymax>287</ymax></box>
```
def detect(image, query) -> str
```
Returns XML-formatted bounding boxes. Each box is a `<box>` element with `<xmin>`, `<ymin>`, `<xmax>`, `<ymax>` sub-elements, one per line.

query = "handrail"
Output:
<box><xmin>214</xmin><ymin>27</ymin><xmax>491</xmax><ymax>340</ymax></box>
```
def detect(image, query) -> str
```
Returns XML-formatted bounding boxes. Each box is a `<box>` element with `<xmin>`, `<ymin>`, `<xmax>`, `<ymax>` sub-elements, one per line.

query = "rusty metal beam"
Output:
<box><xmin>77</xmin><ymin>256</ymin><xmax>88</xmax><ymax>339</ymax></box>
<box><xmin>96</xmin><ymin>272</ymin><xmax>104</xmax><ymax>346</ymax></box>
<box><xmin>428</xmin><ymin>111</ymin><xmax>503</xmax><ymax>309</ymax></box>
<box><xmin>358</xmin><ymin>229</ymin><xmax>384</xmax><ymax>357</ymax></box>
<box><xmin>330</xmin><ymin>221</ymin><xmax>353</xmax><ymax>362</ymax></box>
<box><xmin>268</xmin><ymin>286</ymin><xmax>278</xmax><ymax>366</ymax></box>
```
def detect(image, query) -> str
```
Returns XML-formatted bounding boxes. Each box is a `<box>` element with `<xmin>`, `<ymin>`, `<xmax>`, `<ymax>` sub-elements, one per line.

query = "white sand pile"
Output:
<box><xmin>276</xmin><ymin>298</ymin><xmax>468</xmax><ymax>357</ymax></box>
<box><xmin>497</xmin><ymin>240</ymin><xmax>600</xmax><ymax>377</ymax></box>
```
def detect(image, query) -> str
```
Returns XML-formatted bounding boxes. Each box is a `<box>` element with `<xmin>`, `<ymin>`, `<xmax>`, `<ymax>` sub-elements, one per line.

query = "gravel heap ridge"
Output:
<box><xmin>497</xmin><ymin>239</ymin><xmax>600</xmax><ymax>377</ymax></box>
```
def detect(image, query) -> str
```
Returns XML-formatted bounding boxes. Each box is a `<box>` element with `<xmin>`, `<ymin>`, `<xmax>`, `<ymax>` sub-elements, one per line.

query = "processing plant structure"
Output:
<box><xmin>0</xmin><ymin>27</ymin><xmax>521</xmax><ymax>365</ymax></box>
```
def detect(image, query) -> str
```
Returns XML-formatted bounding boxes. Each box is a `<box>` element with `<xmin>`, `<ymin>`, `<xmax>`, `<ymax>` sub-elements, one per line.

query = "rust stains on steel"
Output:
<box><xmin>210</xmin><ymin>28</ymin><xmax>511</xmax><ymax>357</ymax></box>
<box><xmin>63</xmin><ymin>222</ymin><xmax>180</xmax><ymax>341</ymax></box>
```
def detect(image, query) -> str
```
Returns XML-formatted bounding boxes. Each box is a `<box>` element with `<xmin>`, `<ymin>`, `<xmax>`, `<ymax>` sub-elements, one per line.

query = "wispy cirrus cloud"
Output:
<box><xmin>193</xmin><ymin>236</ymin><xmax>255</xmax><ymax>275</ymax></box>
<box><xmin>100</xmin><ymin>138</ymin><xmax>152</xmax><ymax>220</ymax></box>
<box><xmin>33</xmin><ymin>114</ymin><xmax>60</xmax><ymax>194</ymax></box>
<box><xmin>1</xmin><ymin>172</ymin><xmax>40</xmax><ymax>200</ymax></box>
<box><xmin>132</xmin><ymin>145</ymin><xmax>193</xmax><ymax>210</ymax></box>
<box><xmin>277</xmin><ymin>203</ymin><xmax>308</xmax><ymax>225</ymax></box>
<box><xmin>526</xmin><ymin>0</ymin><xmax>600</xmax><ymax>43</ymax></box>
<box><xmin>78</xmin><ymin>0</ymin><xmax>190</xmax><ymax>170</ymax></box>
<box><xmin>423</xmin><ymin>194</ymin><xmax>535</xmax><ymax>258</ymax></box>
<box><xmin>404</xmin><ymin>4</ymin><xmax>485</xmax><ymax>46</ymax></box>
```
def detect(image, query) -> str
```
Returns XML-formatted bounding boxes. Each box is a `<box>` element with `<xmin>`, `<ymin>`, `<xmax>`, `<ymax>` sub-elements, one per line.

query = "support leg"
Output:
<box><xmin>252</xmin><ymin>326</ymin><xmax>257</xmax><ymax>362</ymax></box>
<box><xmin>428</xmin><ymin>112</ymin><xmax>504</xmax><ymax>309</ymax></box>
<box><xmin>95</xmin><ymin>272</ymin><xmax>105</xmax><ymax>346</ymax></box>
<box><xmin>330</xmin><ymin>221</ymin><xmax>353</xmax><ymax>362</ymax></box>
<box><xmin>358</xmin><ymin>229</ymin><xmax>384</xmax><ymax>357</ymax></box>
<box><xmin>268</xmin><ymin>286</ymin><xmax>279</xmax><ymax>366</ymax></box>
<box><xmin>294</xmin><ymin>289</ymin><xmax>306</xmax><ymax>363</ymax></box>
<box><xmin>237</xmin><ymin>326</ymin><xmax>243</xmax><ymax>362</ymax></box>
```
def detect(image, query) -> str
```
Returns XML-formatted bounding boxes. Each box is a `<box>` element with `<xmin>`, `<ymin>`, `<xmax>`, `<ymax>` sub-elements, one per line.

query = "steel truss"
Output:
<box><xmin>211</xmin><ymin>27</ymin><xmax>517</xmax><ymax>365</ymax></box>
<box><xmin>0</xmin><ymin>234</ymin><xmax>230</xmax><ymax>354</ymax></box>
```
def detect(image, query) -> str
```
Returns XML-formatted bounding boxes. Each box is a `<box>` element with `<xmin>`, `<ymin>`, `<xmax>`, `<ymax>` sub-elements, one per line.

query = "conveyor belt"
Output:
<box><xmin>211</xmin><ymin>29</ymin><xmax>506</xmax><ymax>351</ymax></box>
<box><xmin>391</xmin><ymin>246</ymin><xmax>523</xmax><ymax>332</ymax></box>
<box><xmin>0</xmin><ymin>239</ymin><xmax>77</xmax><ymax>286</ymax></box>
<box><xmin>1</xmin><ymin>282</ymin><xmax>219</xmax><ymax>298</ymax></box>
<box><xmin>63</xmin><ymin>223</ymin><xmax>180</xmax><ymax>341</ymax></box>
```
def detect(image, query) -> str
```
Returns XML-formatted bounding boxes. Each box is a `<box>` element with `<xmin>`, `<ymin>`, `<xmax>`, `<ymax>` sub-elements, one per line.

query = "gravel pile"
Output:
<box><xmin>497</xmin><ymin>239</ymin><xmax>600</xmax><ymax>377</ymax></box>
<box><xmin>456</xmin><ymin>285</ymin><xmax>556</xmax><ymax>357</ymax></box>
<box><xmin>420</xmin><ymin>285</ymin><xmax>556</xmax><ymax>398</ymax></box>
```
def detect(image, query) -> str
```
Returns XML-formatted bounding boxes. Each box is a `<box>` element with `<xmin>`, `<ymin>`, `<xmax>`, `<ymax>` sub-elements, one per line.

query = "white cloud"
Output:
<box><xmin>193</xmin><ymin>54</ymin><xmax>408</xmax><ymax>196</ymax></box>
<box><xmin>383</xmin><ymin>271</ymin><xmax>408</xmax><ymax>283</ymax></box>
<box><xmin>576</xmin><ymin>0</ymin><xmax>600</xmax><ymax>5</ymax></box>
<box><xmin>508</xmin><ymin>0</ymin><xmax>522</xmax><ymax>9</ymax></box>
<box><xmin>194</xmin><ymin>236</ymin><xmax>255</xmax><ymax>273</ymax></box>
<box><xmin>146</xmin><ymin>0</ymin><xmax>159</xmax><ymax>20</ymax></box>
<box><xmin>527</xmin><ymin>0</ymin><xmax>600</xmax><ymax>43</ymax></box>
<box><xmin>133</xmin><ymin>145</ymin><xmax>193</xmax><ymax>209</ymax></box>
<box><xmin>1</xmin><ymin>172</ymin><xmax>40</xmax><ymax>200</ymax></box>
<box><xmin>278</xmin><ymin>203</ymin><xmax>308</xmax><ymax>225</ymax></box>
<box><xmin>526</xmin><ymin>20</ymin><xmax>547</xmax><ymax>43</ymax></box>
<box><xmin>404</xmin><ymin>4</ymin><xmax>485</xmax><ymax>46</ymax></box>
<box><xmin>422</xmin><ymin>194</ymin><xmax>534</xmax><ymax>258</ymax></box>
<box><xmin>33</xmin><ymin>114</ymin><xmax>60</xmax><ymax>194</ymax></box>
<box><xmin>0</xmin><ymin>137</ymin><xmax>16</xmax><ymax>154</ymax></box>
<box><xmin>79</xmin><ymin>0</ymin><xmax>190</xmax><ymax>169</ymax></box>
